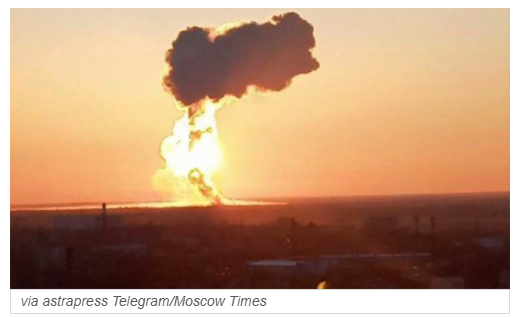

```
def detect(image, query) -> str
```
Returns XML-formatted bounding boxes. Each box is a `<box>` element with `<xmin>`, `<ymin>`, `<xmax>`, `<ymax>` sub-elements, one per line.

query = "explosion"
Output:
<box><xmin>157</xmin><ymin>100</ymin><xmax>226</xmax><ymax>205</ymax></box>
<box><xmin>155</xmin><ymin>12</ymin><xmax>319</xmax><ymax>205</ymax></box>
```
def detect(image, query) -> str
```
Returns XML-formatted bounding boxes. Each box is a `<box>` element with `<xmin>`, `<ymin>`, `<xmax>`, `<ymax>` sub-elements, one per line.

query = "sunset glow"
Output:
<box><xmin>10</xmin><ymin>9</ymin><xmax>510</xmax><ymax>206</ymax></box>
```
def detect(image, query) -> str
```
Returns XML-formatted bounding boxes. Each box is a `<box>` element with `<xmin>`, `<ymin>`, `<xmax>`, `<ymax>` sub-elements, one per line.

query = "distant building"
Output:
<box><xmin>35</xmin><ymin>247</ymin><xmax>67</xmax><ymax>270</ymax></box>
<box><xmin>248</xmin><ymin>253</ymin><xmax>431</xmax><ymax>276</ymax></box>
<box><xmin>247</xmin><ymin>260</ymin><xmax>297</xmax><ymax>275</ymax></box>
<box><xmin>296</xmin><ymin>259</ymin><xmax>329</xmax><ymax>275</ymax></box>
<box><xmin>362</xmin><ymin>216</ymin><xmax>398</xmax><ymax>235</ymax></box>
<box><xmin>53</xmin><ymin>216</ymin><xmax>99</xmax><ymax>230</ymax></box>
<box><xmin>478</xmin><ymin>236</ymin><xmax>505</xmax><ymax>251</ymax></box>
<box><xmin>10</xmin><ymin>217</ymin><xmax>27</xmax><ymax>228</ymax></box>
<box><xmin>277</xmin><ymin>217</ymin><xmax>297</xmax><ymax>229</ymax></box>
<box><xmin>53</xmin><ymin>215</ymin><xmax>123</xmax><ymax>230</ymax></box>
<box><xmin>499</xmin><ymin>270</ymin><xmax>510</xmax><ymax>288</ymax></box>
<box><xmin>430</xmin><ymin>277</ymin><xmax>464</xmax><ymax>289</ymax></box>
<box><xmin>98</xmin><ymin>244</ymin><xmax>148</xmax><ymax>256</ymax></box>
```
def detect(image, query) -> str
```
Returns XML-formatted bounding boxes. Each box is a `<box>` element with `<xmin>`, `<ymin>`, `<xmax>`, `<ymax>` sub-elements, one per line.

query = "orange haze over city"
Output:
<box><xmin>11</xmin><ymin>9</ymin><xmax>509</xmax><ymax>206</ymax></box>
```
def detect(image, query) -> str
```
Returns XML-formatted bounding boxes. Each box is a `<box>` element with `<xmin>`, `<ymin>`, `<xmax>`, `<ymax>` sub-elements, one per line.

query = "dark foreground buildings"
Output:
<box><xmin>11</xmin><ymin>193</ymin><xmax>510</xmax><ymax>289</ymax></box>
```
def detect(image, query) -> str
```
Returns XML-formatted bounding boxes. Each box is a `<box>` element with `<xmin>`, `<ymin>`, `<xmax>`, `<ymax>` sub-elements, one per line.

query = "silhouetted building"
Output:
<box><xmin>35</xmin><ymin>247</ymin><xmax>67</xmax><ymax>270</ymax></box>
<box><xmin>248</xmin><ymin>260</ymin><xmax>297</xmax><ymax>275</ymax></box>
<box><xmin>430</xmin><ymin>216</ymin><xmax>436</xmax><ymax>234</ymax></box>
<box><xmin>363</xmin><ymin>217</ymin><xmax>398</xmax><ymax>235</ymax></box>
<box><xmin>478</xmin><ymin>236</ymin><xmax>505</xmax><ymax>251</ymax></box>
<box><xmin>52</xmin><ymin>214</ymin><xmax>123</xmax><ymax>230</ymax></box>
<box><xmin>54</xmin><ymin>216</ymin><xmax>99</xmax><ymax>230</ymax></box>
<box><xmin>430</xmin><ymin>277</ymin><xmax>464</xmax><ymax>289</ymax></box>
<box><xmin>99</xmin><ymin>244</ymin><xmax>148</xmax><ymax>256</ymax></box>
<box><xmin>499</xmin><ymin>270</ymin><xmax>510</xmax><ymax>288</ymax></box>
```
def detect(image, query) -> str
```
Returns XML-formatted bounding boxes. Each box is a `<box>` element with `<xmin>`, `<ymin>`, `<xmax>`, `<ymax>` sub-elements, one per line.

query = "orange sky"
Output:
<box><xmin>11</xmin><ymin>9</ymin><xmax>510</xmax><ymax>205</ymax></box>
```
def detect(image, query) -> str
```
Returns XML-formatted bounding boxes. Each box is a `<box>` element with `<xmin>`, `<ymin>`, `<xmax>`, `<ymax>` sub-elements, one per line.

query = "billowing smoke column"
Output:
<box><xmin>163</xmin><ymin>12</ymin><xmax>319</xmax><ymax>105</ymax></box>
<box><xmin>157</xmin><ymin>12</ymin><xmax>319</xmax><ymax>205</ymax></box>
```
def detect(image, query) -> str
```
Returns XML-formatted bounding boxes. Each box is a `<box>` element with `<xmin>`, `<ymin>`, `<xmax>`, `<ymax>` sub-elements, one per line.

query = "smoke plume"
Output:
<box><xmin>163</xmin><ymin>12</ymin><xmax>320</xmax><ymax>106</ymax></box>
<box><xmin>157</xmin><ymin>12</ymin><xmax>319</xmax><ymax>205</ymax></box>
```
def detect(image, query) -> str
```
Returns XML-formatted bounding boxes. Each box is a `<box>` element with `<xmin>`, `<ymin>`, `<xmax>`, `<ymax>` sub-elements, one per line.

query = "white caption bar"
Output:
<box><xmin>11</xmin><ymin>289</ymin><xmax>509</xmax><ymax>314</ymax></box>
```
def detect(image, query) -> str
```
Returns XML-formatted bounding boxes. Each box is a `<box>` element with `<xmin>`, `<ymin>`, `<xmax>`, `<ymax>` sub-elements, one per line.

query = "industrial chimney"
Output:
<box><xmin>101</xmin><ymin>203</ymin><xmax>107</xmax><ymax>230</ymax></box>
<box><xmin>430</xmin><ymin>216</ymin><xmax>437</xmax><ymax>254</ymax></box>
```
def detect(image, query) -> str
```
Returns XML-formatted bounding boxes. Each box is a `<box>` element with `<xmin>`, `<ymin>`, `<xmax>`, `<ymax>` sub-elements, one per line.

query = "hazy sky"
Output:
<box><xmin>11</xmin><ymin>9</ymin><xmax>510</xmax><ymax>205</ymax></box>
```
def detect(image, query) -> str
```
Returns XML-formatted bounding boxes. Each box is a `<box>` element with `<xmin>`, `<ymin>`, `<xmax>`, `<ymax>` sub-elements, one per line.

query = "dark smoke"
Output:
<box><xmin>163</xmin><ymin>12</ymin><xmax>320</xmax><ymax>106</ymax></box>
